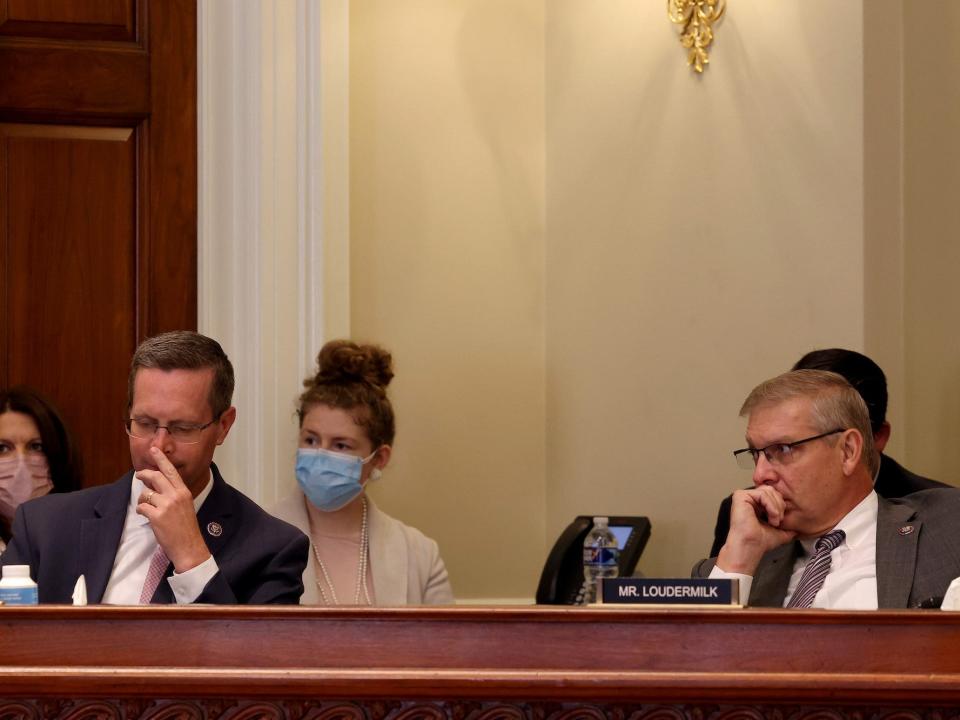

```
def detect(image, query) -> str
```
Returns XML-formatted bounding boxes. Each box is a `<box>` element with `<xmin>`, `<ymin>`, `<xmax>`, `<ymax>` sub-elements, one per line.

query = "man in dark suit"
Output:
<box><xmin>709</xmin><ymin>349</ymin><xmax>948</xmax><ymax>557</ymax></box>
<box><xmin>2</xmin><ymin>331</ymin><xmax>308</xmax><ymax>604</ymax></box>
<box><xmin>693</xmin><ymin>369</ymin><xmax>960</xmax><ymax>609</ymax></box>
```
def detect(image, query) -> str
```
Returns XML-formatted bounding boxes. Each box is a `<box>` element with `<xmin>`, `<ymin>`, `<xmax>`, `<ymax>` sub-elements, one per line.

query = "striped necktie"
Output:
<box><xmin>786</xmin><ymin>529</ymin><xmax>846</xmax><ymax>609</ymax></box>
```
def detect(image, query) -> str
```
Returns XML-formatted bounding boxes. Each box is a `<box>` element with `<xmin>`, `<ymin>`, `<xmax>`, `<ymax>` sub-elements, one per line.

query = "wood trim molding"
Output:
<box><xmin>0</xmin><ymin>700</ymin><xmax>950</xmax><ymax>720</ymax></box>
<box><xmin>315</xmin><ymin>0</ymin><xmax>351</xmax><ymax>344</ymax></box>
<box><xmin>2</xmin><ymin>607</ymin><xmax>960</xmax><ymax>714</ymax></box>
<box><xmin>198</xmin><ymin>0</ymin><xmax>348</xmax><ymax>505</ymax></box>
<box><xmin>0</xmin><ymin>124</ymin><xmax>132</xmax><ymax>140</ymax></box>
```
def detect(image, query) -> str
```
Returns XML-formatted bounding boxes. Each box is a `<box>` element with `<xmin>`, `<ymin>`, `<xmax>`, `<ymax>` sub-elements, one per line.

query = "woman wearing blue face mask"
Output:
<box><xmin>270</xmin><ymin>340</ymin><xmax>453</xmax><ymax>605</ymax></box>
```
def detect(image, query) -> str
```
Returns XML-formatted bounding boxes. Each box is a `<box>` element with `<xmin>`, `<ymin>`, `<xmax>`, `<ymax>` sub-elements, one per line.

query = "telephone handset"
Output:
<box><xmin>535</xmin><ymin>515</ymin><xmax>652</xmax><ymax>605</ymax></box>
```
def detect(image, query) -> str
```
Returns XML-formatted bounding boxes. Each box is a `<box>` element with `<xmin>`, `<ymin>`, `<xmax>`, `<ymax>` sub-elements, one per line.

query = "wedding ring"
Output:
<box><xmin>145</xmin><ymin>490</ymin><xmax>155</xmax><ymax>505</ymax></box>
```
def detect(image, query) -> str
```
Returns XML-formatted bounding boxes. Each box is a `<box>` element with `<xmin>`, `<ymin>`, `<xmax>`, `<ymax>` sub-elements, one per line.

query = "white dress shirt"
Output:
<box><xmin>102</xmin><ymin>472</ymin><xmax>219</xmax><ymax>604</ymax></box>
<box><xmin>712</xmin><ymin>491</ymin><xmax>879</xmax><ymax>609</ymax></box>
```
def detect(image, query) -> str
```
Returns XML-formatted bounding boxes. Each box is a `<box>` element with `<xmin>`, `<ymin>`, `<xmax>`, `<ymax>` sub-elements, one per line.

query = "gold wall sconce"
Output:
<box><xmin>668</xmin><ymin>0</ymin><xmax>726</xmax><ymax>73</ymax></box>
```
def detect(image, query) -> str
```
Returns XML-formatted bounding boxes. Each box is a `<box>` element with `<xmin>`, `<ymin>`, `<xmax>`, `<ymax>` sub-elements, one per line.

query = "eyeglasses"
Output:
<box><xmin>125</xmin><ymin>417</ymin><xmax>219</xmax><ymax>445</ymax></box>
<box><xmin>733</xmin><ymin>429</ymin><xmax>845</xmax><ymax>470</ymax></box>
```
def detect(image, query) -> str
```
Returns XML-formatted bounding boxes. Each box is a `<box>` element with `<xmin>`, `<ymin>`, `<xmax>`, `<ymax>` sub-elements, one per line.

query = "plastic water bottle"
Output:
<box><xmin>582</xmin><ymin>516</ymin><xmax>619</xmax><ymax>604</ymax></box>
<box><xmin>0</xmin><ymin>565</ymin><xmax>38</xmax><ymax>605</ymax></box>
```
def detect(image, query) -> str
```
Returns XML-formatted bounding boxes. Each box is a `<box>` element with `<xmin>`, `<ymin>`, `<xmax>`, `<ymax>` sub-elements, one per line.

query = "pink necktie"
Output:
<box><xmin>139</xmin><ymin>545</ymin><xmax>170</xmax><ymax>604</ymax></box>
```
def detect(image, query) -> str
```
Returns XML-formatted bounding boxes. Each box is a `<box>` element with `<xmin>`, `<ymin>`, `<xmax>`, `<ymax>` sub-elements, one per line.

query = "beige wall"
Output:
<box><xmin>349</xmin><ymin>0</ymin><xmax>547</xmax><ymax>599</ymax></box>
<box><xmin>902</xmin><ymin>3</ymin><xmax>960</xmax><ymax>483</ymax></box>
<box><xmin>345</xmin><ymin>1</ymin><xmax>960</xmax><ymax>599</ymax></box>
<box><xmin>863</xmin><ymin>0</ymin><xmax>906</xmax><ymax>459</ymax></box>
<box><xmin>546</xmin><ymin>1</ymin><xmax>865</xmax><ymax>578</ymax></box>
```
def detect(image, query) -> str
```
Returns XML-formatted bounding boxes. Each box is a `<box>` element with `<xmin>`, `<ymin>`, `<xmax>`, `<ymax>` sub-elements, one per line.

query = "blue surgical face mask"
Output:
<box><xmin>295</xmin><ymin>447</ymin><xmax>378</xmax><ymax>512</ymax></box>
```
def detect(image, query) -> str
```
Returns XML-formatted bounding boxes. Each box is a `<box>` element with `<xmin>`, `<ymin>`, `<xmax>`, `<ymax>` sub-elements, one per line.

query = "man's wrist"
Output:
<box><xmin>169</xmin><ymin>555</ymin><xmax>219</xmax><ymax>604</ymax></box>
<box><xmin>170</xmin><ymin>540</ymin><xmax>213</xmax><ymax>573</ymax></box>
<box><xmin>716</xmin><ymin>542</ymin><xmax>763</xmax><ymax>575</ymax></box>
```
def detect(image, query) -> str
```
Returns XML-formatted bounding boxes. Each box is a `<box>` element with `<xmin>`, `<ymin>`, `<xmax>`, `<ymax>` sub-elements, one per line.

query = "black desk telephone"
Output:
<box><xmin>535</xmin><ymin>515</ymin><xmax>652</xmax><ymax>605</ymax></box>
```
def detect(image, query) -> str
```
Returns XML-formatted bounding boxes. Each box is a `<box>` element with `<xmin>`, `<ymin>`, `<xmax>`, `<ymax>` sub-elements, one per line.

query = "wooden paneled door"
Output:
<box><xmin>0</xmin><ymin>0</ymin><xmax>197</xmax><ymax>487</ymax></box>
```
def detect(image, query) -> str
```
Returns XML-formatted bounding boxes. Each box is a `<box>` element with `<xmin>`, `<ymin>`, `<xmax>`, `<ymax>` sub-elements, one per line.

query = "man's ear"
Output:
<box><xmin>216</xmin><ymin>406</ymin><xmax>237</xmax><ymax>445</ymax></box>
<box><xmin>840</xmin><ymin>428</ymin><xmax>864</xmax><ymax>476</ymax></box>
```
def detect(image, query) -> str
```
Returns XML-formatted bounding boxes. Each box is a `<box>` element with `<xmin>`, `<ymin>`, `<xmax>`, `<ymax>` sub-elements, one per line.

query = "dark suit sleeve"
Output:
<box><xmin>709</xmin><ymin>494</ymin><xmax>733</xmax><ymax>557</ymax></box>
<box><xmin>691</xmin><ymin>557</ymin><xmax>716</xmax><ymax>578</ymax></box>
<box><xmin>195</xmin><ymin>530</ymin><xmax>309</xmax><ymax>605</ymax></box>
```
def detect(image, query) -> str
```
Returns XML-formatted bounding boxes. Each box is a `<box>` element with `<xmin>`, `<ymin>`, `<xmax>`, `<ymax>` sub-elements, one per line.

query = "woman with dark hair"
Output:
<box><xmin>271</xmin><ymin>340</ymin><xmax>453</xmax><ymax>605</ymax></box>
<box><xmin>0</xmin><ymin>386</ymin><xmax>81</xmax><ymax>551</ymax></box>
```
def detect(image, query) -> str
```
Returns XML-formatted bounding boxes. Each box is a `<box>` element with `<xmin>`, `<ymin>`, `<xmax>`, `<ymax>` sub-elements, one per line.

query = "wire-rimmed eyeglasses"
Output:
<box><xmin>125</xmin><ymin>417</ymin><xmax>219</xmax><ymax>445</ymax></box>
<box><xmin>733</xmin><ymin>428</ymin><xmax>845</xmax><ymax>470</ymax></box>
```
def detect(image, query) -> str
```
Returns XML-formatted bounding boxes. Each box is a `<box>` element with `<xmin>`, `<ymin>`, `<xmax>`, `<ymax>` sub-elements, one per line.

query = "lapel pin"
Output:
<box><xmin>207</xmin><ymin>521</ymin><xmax>223</xmax><ymax>537</ymax></box>
<box><xmin>898</xmin><ymin>525</ymin><xmax>915</xmax><ymax>536</ymax></box>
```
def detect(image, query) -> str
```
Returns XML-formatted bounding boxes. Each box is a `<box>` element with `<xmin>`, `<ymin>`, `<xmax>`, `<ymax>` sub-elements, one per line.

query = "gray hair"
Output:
<box><xmin>740</xmin><ymin>369</ymin><xmax>879</xmax><ymax>477</ymax></box>
<box><xmin>128</xmin><ymin>331</ymin><xmax>234</xmax><ymax>418</ymax></box>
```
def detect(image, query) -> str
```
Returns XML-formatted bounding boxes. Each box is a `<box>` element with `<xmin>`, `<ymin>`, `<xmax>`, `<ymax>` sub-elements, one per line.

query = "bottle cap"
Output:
<box><xmin>593</xmin><ymin>516</ymin><xmax>609</xmax><ymax>526</ymax></box>
<box><xmin>2</xmin><ymin>565</ymin><xmax>31</xmax><ymax>579</ymax></box>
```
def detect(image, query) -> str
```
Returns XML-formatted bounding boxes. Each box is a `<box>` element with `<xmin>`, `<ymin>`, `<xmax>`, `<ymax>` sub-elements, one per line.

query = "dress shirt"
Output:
<box><xmin>102</xmin><ymin>472</ymin><xmax>218</xmax><ymax>604</ymax></box>
<box><xmin>711</xmin><ymin>491</ymin><xmax>879</xmax><ymax>609</ymax></box>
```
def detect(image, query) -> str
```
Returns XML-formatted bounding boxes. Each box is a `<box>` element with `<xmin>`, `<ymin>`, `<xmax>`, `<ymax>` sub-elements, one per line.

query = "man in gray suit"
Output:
<box><xmin>693</xmin><ymin>369</ymin><xmax>960</xmax><ymax>609</ymax></box>
<box><xmin>708</xmin><ymin>348</ymin><xmax>949</xmax><ymax>558</ymax></box>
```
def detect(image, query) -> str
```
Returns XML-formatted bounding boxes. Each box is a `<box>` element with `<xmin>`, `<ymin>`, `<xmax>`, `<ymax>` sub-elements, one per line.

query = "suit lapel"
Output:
<box><xmin>876</xmin><ymin>497</ymin><xmax>920</xmax><ymax>608</ymax></box>
<box><xmin>749</xmin><ymin>541</ymin><xmax>800</xmax><ymax>607</ymax></box>
<box><xmin>79</xmin><ymin>474</ymin><xmax>134</xmax><ymax>603</ymax></box>
<box><xmin>194</xmin><ymin>464</ymin><xmax>238</xmax><ymax>556</ymax></box>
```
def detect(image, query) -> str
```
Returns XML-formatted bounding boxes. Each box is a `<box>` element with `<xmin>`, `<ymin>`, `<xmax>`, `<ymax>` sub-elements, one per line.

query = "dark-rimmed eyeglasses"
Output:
<box><xmin>733</xmin><ymin>428</ymin><xmax>845</xmax><ymax>470</ymax></box>
<box><xmin>125</xmin><ymin>417</ymin><xmax>219</xmax><ymax>445</ymax></box>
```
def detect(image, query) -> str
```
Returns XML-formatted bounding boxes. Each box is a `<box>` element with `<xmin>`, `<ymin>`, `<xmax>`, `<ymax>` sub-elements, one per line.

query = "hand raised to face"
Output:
<box><xmin>716</xmin><ymin>486</ymin><xmax>797</xmax><ymax>576</ymax></box>
<box><xmin>136</xmin><ymin>446</ymin><xmax>212</xmax><ymax>573</ymax></box>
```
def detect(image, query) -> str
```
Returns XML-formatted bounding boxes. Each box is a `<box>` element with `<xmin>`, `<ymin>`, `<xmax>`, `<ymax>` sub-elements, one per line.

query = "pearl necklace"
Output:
<box><xmin>310</xmin><ymin>497</ymin><xmax>371</xmax><ymax>606</ymax></box>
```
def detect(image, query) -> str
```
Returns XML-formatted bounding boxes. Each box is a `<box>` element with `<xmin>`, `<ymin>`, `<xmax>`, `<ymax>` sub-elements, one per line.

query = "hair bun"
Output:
<box><xmin>312</xmin><ymin>340</ymin><xmax>394</xmax><ymax>391</ymax></box>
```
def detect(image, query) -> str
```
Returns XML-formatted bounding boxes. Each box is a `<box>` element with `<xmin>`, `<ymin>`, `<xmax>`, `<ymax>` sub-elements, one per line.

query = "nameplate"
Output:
<box><xmin>600</xmin><ymin>578</ymin><xmax>740</xmax><ymax>606</ymax></box>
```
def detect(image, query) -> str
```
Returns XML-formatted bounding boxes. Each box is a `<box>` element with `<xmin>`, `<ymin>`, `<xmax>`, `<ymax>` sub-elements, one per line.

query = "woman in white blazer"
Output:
<box><xmin>271</xmin><ymin>340</ymin><xmax>453</xmax><ymax>605</ymax></box>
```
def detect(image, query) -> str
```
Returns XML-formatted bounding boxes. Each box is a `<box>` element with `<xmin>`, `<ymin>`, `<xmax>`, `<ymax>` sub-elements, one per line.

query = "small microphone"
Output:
<box><xmin>912</xmin><ymin>596</ymin><xmax>944</xmax><ymax>609</ymax></box>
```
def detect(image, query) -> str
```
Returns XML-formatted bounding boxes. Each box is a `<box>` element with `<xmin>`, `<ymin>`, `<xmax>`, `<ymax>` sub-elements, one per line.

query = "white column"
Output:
<box><xmin>197</xmin><ymin>0</ymin><xmax>350</xmax><ymax>505</ymax></box>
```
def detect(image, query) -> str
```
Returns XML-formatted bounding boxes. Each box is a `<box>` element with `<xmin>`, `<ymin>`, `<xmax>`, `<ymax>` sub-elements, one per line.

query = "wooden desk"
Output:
<box><xmin>0</xmin><ymin>605</ymin><xmax>956</xmax><ymax>718</ymax></box>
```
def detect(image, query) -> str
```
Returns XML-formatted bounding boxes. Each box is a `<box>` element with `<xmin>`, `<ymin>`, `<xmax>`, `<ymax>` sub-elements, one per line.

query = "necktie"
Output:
<box><xmin>786</xmin><ymin>529</ymin><xmax>845</xmax><ymax>609</ymax></box>
<box><xmin>139</xmin><ymin>545</ymin><xmax>170</xmax><ymax>604</ymax></box>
